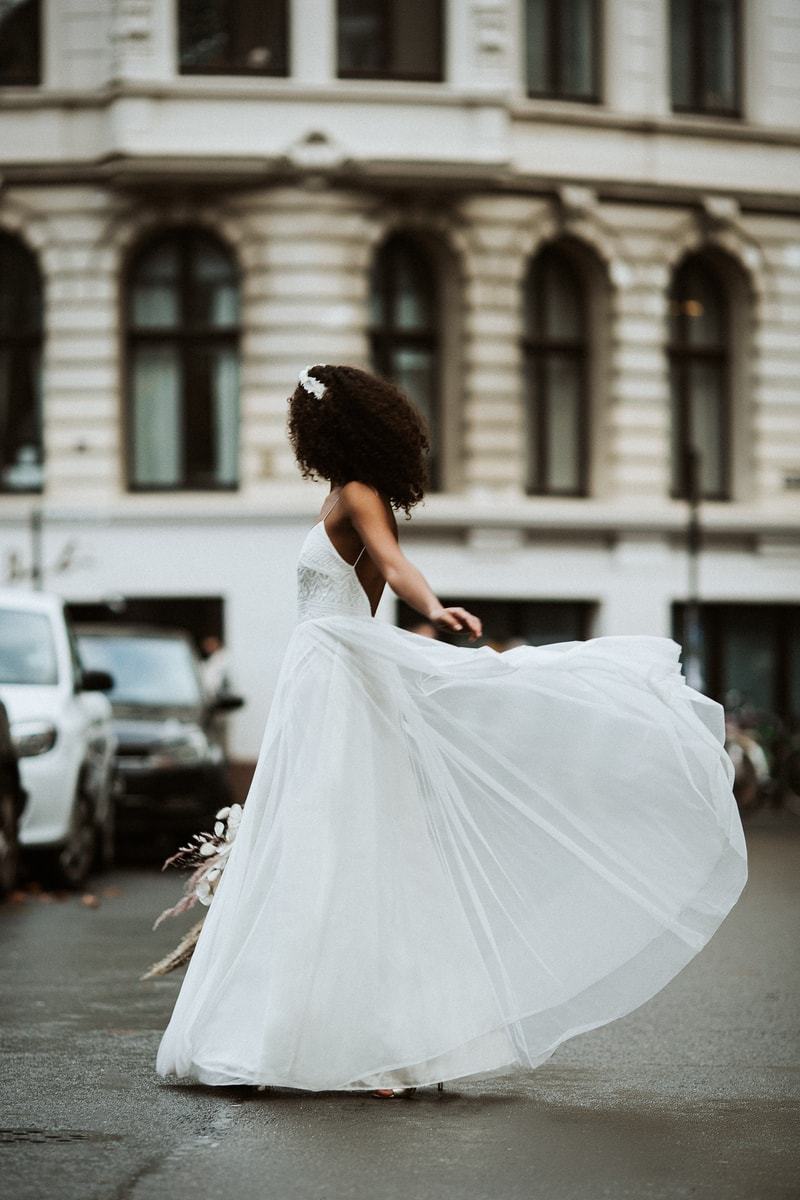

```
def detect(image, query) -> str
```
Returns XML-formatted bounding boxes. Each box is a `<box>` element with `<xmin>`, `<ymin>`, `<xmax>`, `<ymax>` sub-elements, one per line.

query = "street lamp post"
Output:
<box><xmin>683</xmin><ymin>445</ymin><xmax>704</xmax><ymax>691</ymax></box>
<box><xmin>30</xmin><ymin>505</ymin><xmax>43</xmax><ymax>591</ymax></box>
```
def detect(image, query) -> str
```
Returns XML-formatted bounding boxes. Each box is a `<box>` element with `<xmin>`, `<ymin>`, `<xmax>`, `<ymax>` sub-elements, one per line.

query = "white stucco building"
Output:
<box><xmin>0</xmin><ymin>0</ymin><xmax>799</xmax><ymax>773</ymax></box>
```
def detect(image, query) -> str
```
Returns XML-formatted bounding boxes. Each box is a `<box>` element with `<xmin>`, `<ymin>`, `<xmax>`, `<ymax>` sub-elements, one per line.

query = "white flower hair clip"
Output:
<box><xmin>298</xmin><ymin>365</ymin><xmax>327</xmax><ymax>400</ymax></box>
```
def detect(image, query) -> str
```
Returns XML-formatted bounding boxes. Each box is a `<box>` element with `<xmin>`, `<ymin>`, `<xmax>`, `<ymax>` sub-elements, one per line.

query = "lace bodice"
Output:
<box><xmin>296</xmin><ymin>521</ymin><xmax>372</xmax><ymax>623</ymax></box>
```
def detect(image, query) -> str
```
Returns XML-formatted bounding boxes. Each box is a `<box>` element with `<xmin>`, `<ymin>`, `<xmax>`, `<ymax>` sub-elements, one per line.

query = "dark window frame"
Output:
<box><xmin>177</xmin><ymin>0</ymin><xmax>289</xmax><ymax>78</ymax></box>
<box><xmin>522</xmin><ymin>244</ymin><xmax>591</xmax><ymax>498</ymax></box>
<box><xmin>369</xmin><ymin>232</ymin><xmax>443</xmax><ymax>491</ymax></box>
<box><xmin>337</xmin><ymin>0</ymin><xmax>445</xmax><ymax>83</ymax></box>
<box><xmin>0</xmin><ymin>232</ymin><xmax>43</xmax><ymax>495</ymax></box>
<box><xmin>124</xmin><ymin>227</ymin><xmax>241</xmax><ymax>494</ymax></box>
<box><xmin>525</xmin><ymin>0</ymin><xmax>602</xmax><ymax>104</ymax></box>
<box><xmin>669</xmin><ymin>0</ymin><xmax>742</xmax><ymax>118</ymax></box>
<box><xmin>0</xmin><ymin>0</ymin><xmax>41</xmax><ymax>87</ymax></box>
<box><xmin>667</xmin><ymin>255</ymin><xmax>731</xmax><ymax>502</ymax></box>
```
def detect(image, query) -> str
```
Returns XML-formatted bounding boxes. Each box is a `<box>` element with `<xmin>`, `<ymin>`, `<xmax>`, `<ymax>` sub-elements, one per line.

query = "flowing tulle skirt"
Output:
<box><xmin>155</xmin><ymin>616</ymin><xmax>747</xmax><ymax>1091</ymax></box>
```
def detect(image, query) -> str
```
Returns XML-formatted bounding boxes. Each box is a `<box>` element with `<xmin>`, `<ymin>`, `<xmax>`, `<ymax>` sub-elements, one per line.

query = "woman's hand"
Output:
<box><xmin>428</xmin><ymin>605</ymin><xmax>483</xmax><ymax>642</ymax></box>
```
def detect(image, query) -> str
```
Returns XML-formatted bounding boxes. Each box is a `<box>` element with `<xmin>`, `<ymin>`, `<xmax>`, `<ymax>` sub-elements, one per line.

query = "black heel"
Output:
<box><xmin>437</xmin><ymin>1081</ymin><xmax>444</xmax><ymax>1093</ymax></box>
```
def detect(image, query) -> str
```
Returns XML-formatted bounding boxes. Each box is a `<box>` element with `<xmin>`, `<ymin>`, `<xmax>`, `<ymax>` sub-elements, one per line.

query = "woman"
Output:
<box><xmin>156</xmin><ymin>364</ymin><xmax>747</xmax><ymax>1098</ymax></box>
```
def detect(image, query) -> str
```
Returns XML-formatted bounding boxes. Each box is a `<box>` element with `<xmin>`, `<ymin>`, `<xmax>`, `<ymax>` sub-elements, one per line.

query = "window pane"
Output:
<box><xmin>191</xmin><ymin>240</ymin><xmax>239</xmax><ymax>328</ymax></box>
<box><xmin>0</xmin><ymin>0</ymin><xmax>40</xmax><ymax>86</ymax></box>
<box><xmin>721</xmin><ymin>611</ymin><xmax>775</xmax><ymax>714</ymax></box>
<box><xmin>338</xmin><ymin>0</ymin><xmax>385</xmax><ymax>73</ymax></box>
<box><xmin>678</xmin><ymin>261</ymin><xmax>725</xmax><ymax>348</ymax></box>
<box><xmin>338</xmin><ymin>0</ymin><xmax>442</xmax><ymax>79</ymax></box>
<box><xmin>183</xmin><ymin>345</ymin><xmax>240</xmax><ymax>487</ymax></box>
<box><xmin>687</xmin><ymin>360</ymin><xmax>725</xmax><ymax>495</ymax></box>
<box><xmin>389</xmin><ymin>0</ymin><xmax>442</xmax><ymax>80</ymax></box>
<box><xmin>0</xmin><ymin>610</ymin><xmax>57</xmax><ymax>686</ymax></box>
<box><xmin>179</xmin><ymin>0</ymin><xmax>288</xmax><ymax>75</ymax></box>
<box><xmin>670</xmin><ymin>0</ymin><xmax>692</xmax><ymax>107</ymax></box>
<box><xmin>0</xmin><ymin>235</ymin><xmax>42</xmax><ymax>492</ymax></box>
<box><xmin>394</xmin><ymin>253</ymin><xmax>433</xmax><ymax>330</ymax></box>
<box><xmin>390</xmin><ymin>344</ymin><xmax>436</xmax><ymax>431</ymax></box>
<box><xmin>544</xmin><ymin>354</ymin><xmax>581</xmax><ymax>491</ymax></box>
<box><xmin>131</xmin><ymin>345</ymin><xmax>182</xmax><ymax>486</ymax></box>
<box><xmin>542</xmin><ymin>254</ymin><xmax>581</xmax><ymax>339</ymax></box>
<box><xmin>526</xmin><ymin>251</ymin><xmax>582</xmax><ymax>340</ymax></box>
<box><xmin>0</xmin><ymin>345</ymin><xmax>42</xmax><ymax>491</ymax></box>
<box><xmin>702</xmin><ymin>0</ymin><xmax>737</xmax><ymax>112</ymax></box>
<box><xmin>524</xmin><ymin>371</ymin><xmax>539</xmax><ymax>490</ymax></box>
<box><xmin>77</xmin><ymin>634</ymin><xmax>202</xmax><ymax>707</ymax></box>
<box><xmin>213</xmin><ymin>348</ymin><xmax>239</xmax><ymax>486</ymax></box>
<box><xmin>130</xmin><ymin>244</ymin><xmax>180</xmax><ymax>329</ymax></box>
<box><xmin>560</xmin><ymin>0</ymin><xmax>596</xmax><ymax>98</ymax></box>
<box><xmin>525</xmin><ymin>0</ymin><xmax>549</xmax><ymax>94</ymax></box>
<box><xmin>0</xmin><ymin>234</ymin><xmax>41</xmax><ymax>333</ymax></box>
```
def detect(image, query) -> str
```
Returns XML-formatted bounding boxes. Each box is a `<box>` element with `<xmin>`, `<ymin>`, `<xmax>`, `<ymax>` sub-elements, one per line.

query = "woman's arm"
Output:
<box><xmin>342</xmin><ymin>482</ymin><xmax>482</xmax><ymax>641</ymax></box>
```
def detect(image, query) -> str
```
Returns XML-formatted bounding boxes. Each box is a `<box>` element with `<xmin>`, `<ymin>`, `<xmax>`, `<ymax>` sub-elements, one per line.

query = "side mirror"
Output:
<box><xmin>80</xmin><ymin>668</ymin><xmax>114</xmax><ymax>692</ymax></box>
<box><xmin>211</xmin><ymin>693</ymin><xmax>245</xmax><ymax>712</ymax></box>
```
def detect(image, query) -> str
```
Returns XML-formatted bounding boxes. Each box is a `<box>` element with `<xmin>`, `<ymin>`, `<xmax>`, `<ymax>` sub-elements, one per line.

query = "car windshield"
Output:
<box><xmin>0</xmin><ymin>609</ymin><xmax>58</xmax><ymax>685</ymax></box>
<box><xmin>77</xmin><ymin>633</ymin><xmax>202</xmax><ymax>706</ymax></box>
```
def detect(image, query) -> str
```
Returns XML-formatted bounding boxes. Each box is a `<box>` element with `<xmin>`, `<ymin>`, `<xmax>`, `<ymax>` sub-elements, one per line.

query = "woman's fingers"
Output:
<box><xmin>440</xmin><ymin>607</ymin><xmax>483</xmax><ymax>640</ymax></box>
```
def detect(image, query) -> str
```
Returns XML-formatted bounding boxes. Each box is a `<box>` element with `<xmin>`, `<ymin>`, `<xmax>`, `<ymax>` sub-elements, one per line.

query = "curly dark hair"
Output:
<box><xmin>287</xmin><ymin>364</ymin><xmax>430</xmax><ymax>516</ymax></box>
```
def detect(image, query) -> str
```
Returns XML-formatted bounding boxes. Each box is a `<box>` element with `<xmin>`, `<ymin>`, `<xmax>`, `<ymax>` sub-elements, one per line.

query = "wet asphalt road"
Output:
<box><xmin>2</xmin><ymin>809</ymin><xmax>798</xmax><ymax>1200</ymax></box>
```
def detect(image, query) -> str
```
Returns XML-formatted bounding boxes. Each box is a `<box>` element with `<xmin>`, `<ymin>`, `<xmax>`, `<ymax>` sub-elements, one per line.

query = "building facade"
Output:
<box><xmin>1</xmin><ymin>0</ymin><xmax>799</xmax><ymax>766</ymax></box>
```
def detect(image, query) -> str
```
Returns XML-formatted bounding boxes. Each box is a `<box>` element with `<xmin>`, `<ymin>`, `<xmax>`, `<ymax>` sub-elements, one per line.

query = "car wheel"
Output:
<box><xmin>0</xmin><ymin>791</ymin><xmax>20</xmax><ymax>893</ymax></box>
<box><xmin>40</xmin><ymin>790</ymin><xmax>97</xmax><ymax>890</ymax></box>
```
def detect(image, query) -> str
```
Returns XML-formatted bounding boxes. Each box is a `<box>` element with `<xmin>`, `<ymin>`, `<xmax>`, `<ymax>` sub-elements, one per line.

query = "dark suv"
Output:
<box><xmin>74</xmin><ymin>625</ymin><xmax>244</xmax><ymax>856</ymax></box>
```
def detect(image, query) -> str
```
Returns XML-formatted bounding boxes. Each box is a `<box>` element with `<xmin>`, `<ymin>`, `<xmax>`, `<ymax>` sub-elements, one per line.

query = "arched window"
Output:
<box><xmin>126</xmin><ymin>229</ymin><xmax>240</xmax><ymax>491</ymax></box>
<box><xmin>369</xmin><ymin>233</ymin><xmax>442</xmax><ymax>489</ymax></box>
<box><xmin>522</xmin><ymin>243</ymin><xmax>589</xmax><ymax>496</ymax></box>
<box><xmin>0</xmin><ymin>233</ymin><xmax>42</xmax><ymax>492</ymax></box>
<box><xmin>668</xmin><ymin>255</ymin><xmax>730</xmax><ymax>500</ymax></box>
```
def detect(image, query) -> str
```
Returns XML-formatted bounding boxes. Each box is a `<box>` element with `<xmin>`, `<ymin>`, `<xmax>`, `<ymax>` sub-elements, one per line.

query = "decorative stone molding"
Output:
<box><xmin>96</xmin><ymin>199</ymin><xmax>260</xmax><ymax>277</ymax></box>
<box><xmin>470</xmin><ymin>0</ymin><xmax>512</xmax><ymax>70</ymax></box>
<box><xmin>507</xmin><ymin>196</ymin><xmax>630</xmax><ymax>291</ymax></box>
<box><xmin>111</xmin><ymin>0</ymin><xmax>154</xmax><ymax>66</ymax></box>
<box><xmin>663</xmin><ymin>208</ymin><xmax>769</xmax><ymax>302</ymax></box>
<box><xmin>0</xmin><ymin>194</ymin><xmax>60</xmax><ymax>257</ymax></box>
<box><xmin>364</xmin><ymin>202</ymin><xmax>471</xmax><ymax>269</ymax></box>
<box><xmin>285</xmin><ymin>130</ymin><xmax>352</xmax><ymax>173</ymax></box>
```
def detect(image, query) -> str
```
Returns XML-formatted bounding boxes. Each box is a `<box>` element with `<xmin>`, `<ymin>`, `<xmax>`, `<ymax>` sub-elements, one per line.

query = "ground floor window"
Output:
<box><xmin>672</xmin><ymin>602</ymin><xmax>800</xmax><ymax>731</ymax></box>
<box><xmin>397</xmin><ymin>598</ymin><xmax>594</xmax><ymax>649</ymax></box>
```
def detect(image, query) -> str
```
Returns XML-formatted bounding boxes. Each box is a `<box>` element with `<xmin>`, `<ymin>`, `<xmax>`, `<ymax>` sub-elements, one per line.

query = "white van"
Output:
<box><xmin>0</xmin><ymin>589</ymin><xmax>117</xmax><ymax>888</ymax></box>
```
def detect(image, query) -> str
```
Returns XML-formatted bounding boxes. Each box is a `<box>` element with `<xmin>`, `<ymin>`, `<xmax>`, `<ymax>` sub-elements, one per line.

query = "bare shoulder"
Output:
<box><xmin>341</xmin><ymin>480</ymin><xmax>389</xmax><ymax>516</ymax></box>
<box><xmin>340</xmin><ymin>481</ymin><xmax>398</xmax><ymax>537</ymax></box>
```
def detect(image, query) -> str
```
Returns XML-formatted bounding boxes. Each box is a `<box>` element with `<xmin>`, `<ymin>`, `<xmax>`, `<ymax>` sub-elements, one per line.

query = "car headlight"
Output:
<box><xmin>12</xmin><ymin>720</ymin><xmax>58</xmax><ymax>758</ymax></box>
<box><xmin>150</xmin><ymin>725</ymin><xmax>210</xmax><ymax>767</ymax></box>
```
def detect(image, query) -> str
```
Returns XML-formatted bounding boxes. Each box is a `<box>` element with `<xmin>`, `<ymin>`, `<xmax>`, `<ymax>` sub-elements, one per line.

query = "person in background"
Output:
<box><xmin>199</xmin><ymin>635</ymin><xmax>231</xmax><ymax>701</ymax></box>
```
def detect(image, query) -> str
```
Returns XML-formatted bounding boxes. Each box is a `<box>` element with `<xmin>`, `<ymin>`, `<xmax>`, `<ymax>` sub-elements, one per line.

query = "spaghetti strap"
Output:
<box><xmin>319</xmin><ymin>491</ymin><xmax>344</xmax><ymax>523</ymax></box>
<box><xmin>353</xmin><ymin>544</ymin><xmax>367</xmax><ymax>567</ymax></box>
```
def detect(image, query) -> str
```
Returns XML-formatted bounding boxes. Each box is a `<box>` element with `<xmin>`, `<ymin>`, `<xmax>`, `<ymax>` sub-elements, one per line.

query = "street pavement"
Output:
<box><xmin>1</xmin><ymin>808</ymin><xmax>798</xmax><ymax>1200</ymax></box>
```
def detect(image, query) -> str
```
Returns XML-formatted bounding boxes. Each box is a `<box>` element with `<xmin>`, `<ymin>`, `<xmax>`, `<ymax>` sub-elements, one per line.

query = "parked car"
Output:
<box><xmin>0</xmin><ymin>589</ymin><xmax>116</xmax><ymax>889</ymax></box>
<box><xmin>0</xmin><ymin>698</ymin><xmax>27</xmax><ymax>893</ymax></box>
<box><xmin>74</xmin><ymin>624</ymin><xmax>244</xmax><ymax>856</ymax></box>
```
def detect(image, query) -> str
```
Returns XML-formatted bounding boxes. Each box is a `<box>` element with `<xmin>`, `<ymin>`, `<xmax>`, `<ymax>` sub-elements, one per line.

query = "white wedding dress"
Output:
<box><xmin>155</xmin><ymin>515</ymin><xmax>748</xmax><ymax>1091</ymax></box>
